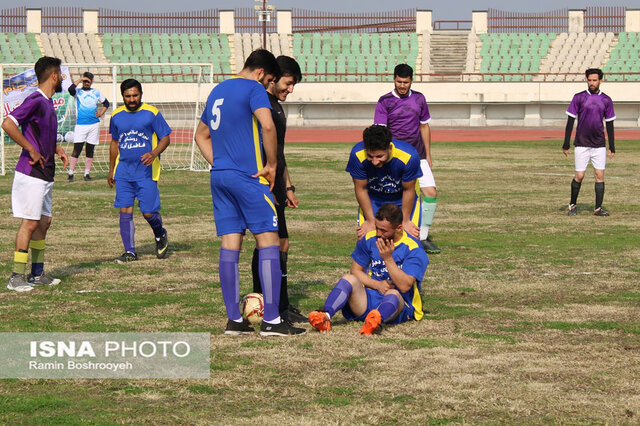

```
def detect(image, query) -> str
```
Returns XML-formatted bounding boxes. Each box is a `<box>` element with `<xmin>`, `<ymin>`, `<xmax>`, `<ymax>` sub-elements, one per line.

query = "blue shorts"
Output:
<box><xmin>342</xmin><ymin>287</ymin><xmax>415</xmax><ymax>325</ymax></box>
<box><xmin>114</xmin><ymin>179</ymin><xmax>161</xmax><ymax>213</ymax></box>
<box><xmin>210</xmin><ymin>170</ymin><xmax>278</xmax><ymax>236</ymax></box>
<box><xmin>358</xmin><ymin>196</ymin><xmax>421</xmax><ymax>227</ymax></box>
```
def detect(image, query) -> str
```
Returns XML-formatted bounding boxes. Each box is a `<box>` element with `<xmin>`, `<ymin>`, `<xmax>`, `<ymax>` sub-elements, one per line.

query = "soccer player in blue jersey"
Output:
<box><xmin>308</xmin><ymin>203</ymin><xmax>428</xmax><ymax>334</ymax></box>
<box><xmin>563</xmin><ymin>68</ymin><xmax>616</xmax><ymax>216</ymax></box>
<box><xmin>67</xmin><ymin>71</ymin><xmax>110</xmax><ymax>181</ymax></box>
<box><xmin>194</xmin><ymin>49</ymin><xmax>305</xmax><ymax>336</ymax></box>
<box><xmin>1</xmin><ymin>56</ymin><xmax>68</xmax><ymax>291</ymax></box>
<box><xmin>250</xmin><ymin>55</ymin><xmax>306</xmax><ymax>323</ymax></box>
<box><xmin>108</xmin><ymin>79</ymin><xmax>171</xmax><ymax>263</ymax></box>
<box><xmin>375</xmin><ymin>64</ymin><xmax>441</xmax><ymax>254</ymax></box>
<box><xmin>346</xmin><ymin>124</ymin><xmax>422</xmax><ymax>242</ymax></box>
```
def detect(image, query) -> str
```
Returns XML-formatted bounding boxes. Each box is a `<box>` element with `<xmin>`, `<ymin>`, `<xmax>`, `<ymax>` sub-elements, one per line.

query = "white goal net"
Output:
<box><xmin>1</xmin><ymin>63</ymin><xmax>212</xmax><ymax>176</ymax></box>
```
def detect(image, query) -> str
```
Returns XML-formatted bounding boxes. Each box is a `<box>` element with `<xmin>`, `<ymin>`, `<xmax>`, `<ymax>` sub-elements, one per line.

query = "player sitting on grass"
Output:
<box><xmin>308</xmin><ymin>203</ymin><xmax>428</xmax><ymax>335</ymax></box>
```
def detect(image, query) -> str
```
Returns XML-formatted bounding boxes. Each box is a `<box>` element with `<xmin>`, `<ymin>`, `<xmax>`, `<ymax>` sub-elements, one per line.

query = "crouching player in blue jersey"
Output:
<box><xmin>108</xmin><ymin>79</ymin><xmax>171</xmax><ymax>263</ymax></box>
<box><xmin>346</xmin><ymin>125</ymin><xmax>423</xmax><ymax>242</ymax></box>
<box><xmin>194</xmin><ymin>49</ymin><xmax>305</xmax><ymax>336</ymax></box>
<box><xmin>308</xmin><ymin>203</ymin><xmax>428</xmax><ymax>334</ymax></box>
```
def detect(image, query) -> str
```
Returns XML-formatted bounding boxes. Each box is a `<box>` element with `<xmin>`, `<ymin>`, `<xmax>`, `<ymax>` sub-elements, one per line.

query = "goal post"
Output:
<box><xmin>1</xmin><ymin>62</ymin><xmax>214</xmax><ymax>176</ymax></box>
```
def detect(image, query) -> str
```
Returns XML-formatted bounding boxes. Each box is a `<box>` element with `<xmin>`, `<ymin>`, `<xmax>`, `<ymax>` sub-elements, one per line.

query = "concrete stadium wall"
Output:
<box><xmin>94</xmin><ymin>82</ymin><xmax>640</xmax><ymax>128</ymax></box>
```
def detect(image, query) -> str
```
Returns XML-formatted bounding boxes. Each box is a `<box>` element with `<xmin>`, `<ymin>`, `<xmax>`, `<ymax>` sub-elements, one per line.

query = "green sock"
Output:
<box><xmin>420</xmin><ymin>196</ymin><xmax>437</xmax><ymax>240</ymax></box>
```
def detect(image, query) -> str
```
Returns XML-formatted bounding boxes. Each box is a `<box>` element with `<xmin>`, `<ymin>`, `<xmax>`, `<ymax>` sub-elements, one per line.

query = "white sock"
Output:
<box><xmin>263</xmin><ymin>316</ymin><xmax>281</xmax><ymax>325</ymax></box>
<box><xmin>420</xmin><ymin>226</ymin><xmax>429</xmax><ymax>241</ymax></box>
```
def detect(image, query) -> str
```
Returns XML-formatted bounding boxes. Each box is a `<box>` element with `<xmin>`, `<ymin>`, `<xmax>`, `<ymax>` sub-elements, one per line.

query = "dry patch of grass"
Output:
<box><xmin>0</xmin><ymin>140</ymin><xmax>639</xmax><ymax>423</ymax></box>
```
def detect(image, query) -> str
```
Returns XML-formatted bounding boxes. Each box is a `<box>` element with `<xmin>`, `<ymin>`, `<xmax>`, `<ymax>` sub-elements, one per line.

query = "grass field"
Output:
<box><xmin>1</xmin><ymin>140</ymin><xmax>639</xmax><ymax>424</ymax></box>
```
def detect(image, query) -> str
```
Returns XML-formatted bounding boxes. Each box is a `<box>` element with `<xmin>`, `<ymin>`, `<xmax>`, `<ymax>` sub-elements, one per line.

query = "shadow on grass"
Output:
<box><xmin>131</xmin><ymin>241</ymin><xmax>193</xmax><ymax>258</ymax></box>
<box><xmin>45</xmin><ymin>242</ymin><xmax>193</xmax><ymax>280</ymax></box>
<box><xmin>557</xmin><ymin>203</ymin><xmax>595</xmax><ymax>213</ymax></box>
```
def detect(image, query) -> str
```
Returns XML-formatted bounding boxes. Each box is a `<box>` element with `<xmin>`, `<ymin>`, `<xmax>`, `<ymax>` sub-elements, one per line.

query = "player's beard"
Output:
<box><xmin>126</xmin><ymin>100</ymin><xmax>141</xmax><ymax>111</ymax></box>
<box><xmin>55</xmin><ymin>80</ymin><xmax>63</xmax><ymax>93</ymax></box>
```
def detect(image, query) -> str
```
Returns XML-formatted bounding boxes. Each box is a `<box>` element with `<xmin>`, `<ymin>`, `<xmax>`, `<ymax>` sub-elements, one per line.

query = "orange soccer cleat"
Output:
<box><xmin>308</xmin><ymin>310</ymin><xmax>332</xmax><ymax>332</ymax></box>
<box><xmin>359</xmin><ymin>310</ymin><xmax>382</xmax><ymax>335</ymax></box>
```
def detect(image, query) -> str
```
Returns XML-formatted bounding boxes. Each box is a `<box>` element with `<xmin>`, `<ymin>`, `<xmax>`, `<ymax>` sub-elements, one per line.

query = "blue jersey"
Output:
<box><xmin>346</xmin><ymin>139</ymin><xmax>422</xmax><ymax>203</ymax></box>
<box><xmin>73</xmin><ymin>87</ymin><xmax>106</xmax><ymax>125</ymax></box>
<box><xmin>109</xmin><ymin>103</ymin><xmax>172</xmax><ymax>182</ymax></box>
<box><xmin>351</xmin><ymin>230</ymin><xmax>429</xmax><ymax>320</ymax></box>
<box><xmin>201</xmin><ymin>77</ymin><xmax>271</xmax><ymax>184</ymax></box>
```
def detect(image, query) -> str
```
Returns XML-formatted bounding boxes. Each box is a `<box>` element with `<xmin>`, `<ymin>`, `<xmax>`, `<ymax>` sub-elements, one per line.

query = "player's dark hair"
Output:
<box><xmin>375</xmin><ymin>203</ymin><xmax>403</xmax><ymax>227</ymax></box>
<box><xmin>585</xmin><ymin>68</ymin><xmax>603</xmax><ymax>79</ymax></box>
<box><xmin>394</xmin><ymin>64</ymin><xmax>413</xmax><ymax>79</ymax></box>
<box><xmin>363</xmin><ymin>124</ymin><xmax>392</xmax><ymax>152</ymax></box>
<box><xmin>276</xmin><ymin>55</ymin><xmax>302</xmax><ymax>83</ymax></box>
<box><xmin>34</xmin><ymin>56</ymin><xmax>61</xmax><ymax>84</ymax></box>
<box><xmin>120</xmin><ymin>78</ymin><xmax>142</xmax><ymax>95</ymax></box>
<box><xmin>83</xmin><ymin>71</ymin><xmax>94</xmax><ymax>81</ymax></box>
<box><xmin>243</xmin><ymin>49</ymin><xmax>281</xmax><ymax>80</ymax></box>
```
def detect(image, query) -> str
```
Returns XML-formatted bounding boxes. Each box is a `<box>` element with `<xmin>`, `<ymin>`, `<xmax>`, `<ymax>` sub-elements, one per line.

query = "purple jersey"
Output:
<box><xmin>374</xmin><ymin>90</ymin><xmax>431</xmax><ymax>159</ymax></box>
<box><xmin>9</xmin><ymin>89</ymin><xmax>58</xmax><ymax>182</ymax></box>
<box><xmin>566</xmin><ymin>90</ymin><xmax>615</xmax><ymax>148</ymax></box>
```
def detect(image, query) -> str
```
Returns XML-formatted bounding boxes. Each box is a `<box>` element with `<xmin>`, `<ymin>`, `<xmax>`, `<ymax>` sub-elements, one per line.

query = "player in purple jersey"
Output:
<box><xmin>1</xmin><ymin>57</ymin><xmax>68</xmax><ymax>292</ymax></box>
<box><xmin>563</xmin><ymin>68</ymin><xmax>616</xmax><ymax>217</ymax></box>
<box><xmin>374</xmin><ymin>64</ymin><xmax>441</xmax><ymax>254</ymax></box>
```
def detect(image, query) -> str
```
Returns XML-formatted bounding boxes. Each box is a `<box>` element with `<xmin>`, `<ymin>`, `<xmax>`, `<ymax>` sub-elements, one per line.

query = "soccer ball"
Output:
<box><xmin>56</xmin><ymin>133</ymin><xmax>63</xmax><ymax>143</ymax></box>
<box><xmin>64</xmin><ymin>131</ymin><xmax>74</xmax><ymax>143</ymax></box>
<box><xmin>241</xmin><ymin>293</ymin><xmax>264</xmax><ymax>325</ymax></box>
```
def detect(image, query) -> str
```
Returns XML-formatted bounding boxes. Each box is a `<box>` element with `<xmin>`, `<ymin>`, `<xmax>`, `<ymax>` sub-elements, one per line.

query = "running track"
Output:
<box><xmin>96</xmin><ymin>128</ymin><xmax>640</xmax><ymax>143</ymax></box>
<box><xmin>285</xmin><ymin>127</ymin><xmax>640</xmax><ymax>143</ymax></box>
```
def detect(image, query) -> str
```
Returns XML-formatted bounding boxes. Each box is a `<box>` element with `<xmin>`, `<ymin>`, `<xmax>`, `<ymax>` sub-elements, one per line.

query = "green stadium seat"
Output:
<box><xmin>370</xmin><ymin>34</ymin><xmax>380</xmax><ymax>55</ymax></box>
<box><xmin>336</xmin><ymin>55</ymin><xmax>346</xmax><ymax>81</ymax></box>
<box><xmin>317</xmin><ymin>58</ymin><xmax>326</xmax><ymax>81</ymax></box>
<box><xmin>326</xmin><ymin>57</ymin><xmax>337</xmax><ymax>82</ymax></box>
<box><xmin>293</xmin><ymin>33</ymin><xmax>302</xmax><ymax>55</ymax></box>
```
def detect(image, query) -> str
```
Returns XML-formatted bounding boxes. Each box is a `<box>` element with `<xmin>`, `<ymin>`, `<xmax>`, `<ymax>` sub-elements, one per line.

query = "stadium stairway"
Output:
<box><xmin>233</xmin><ymin>33</ymin><xmax>290</xmax><ymax>73</ymax></box>
<box><xmin>429</xmin><ymin>31</ymin><xmax>468</xmax><ymax>81</ymax></box>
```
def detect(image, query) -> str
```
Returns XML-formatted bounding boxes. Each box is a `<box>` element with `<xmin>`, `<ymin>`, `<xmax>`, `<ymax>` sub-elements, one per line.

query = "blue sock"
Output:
<box><xmin>119</xmin><ymin>212</ymin><xmax>135</xmax><ymax>253</ymax></box>
<box><xmin>144</xmin><ymin>212</ymin><xmax>164</xmax><ymax>239</ymax></box>
<box><xmin>31</xmin><ymin>263</ymin><xmax>44</xmax><ymax>276</ymax></box>
<box><xmin>219</xmin><ymin>248</ymin><xmax>242</xmax><ymax>322</ymax></box>
<box><xmin>258</xmin><ymin>245</ymin><xmax>281</xmax><ymax>323</ymax></box>
<box><xmin>323</xmin><ymin>278</ymin><xmax>353</xmax><ymax>317</ymax></box>
<box><xmin>377</xmin><ymin>293</ymin><xmax>400</xmax><ymax>323</ymax></box>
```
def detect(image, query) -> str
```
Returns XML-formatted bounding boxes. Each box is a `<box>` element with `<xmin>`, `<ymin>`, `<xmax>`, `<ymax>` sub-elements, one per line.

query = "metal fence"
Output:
<box><xmin>42</xmin><ymin>7</ymin><xmax>83</xmax><ymax>33</ymax></box>
<box><xmin>235</xmin><ymin>7</ymin><xmax>277</xmax><ymax>33</ymax></box>
<box><xmin>433</xmin><ymin>20</ymin><xmax>473</xmax><ymax>31</ymax></box>
<box><xmin>0</xmin><ymin>7</ymin><xmax>26</xmax><ymax>32</ymax></box>
<box><xmin>585</xmin><ymin>6</ymin><xmax>626</xmax><ymax>33</ymax></box>
<box><xmin>98</xmin><ymin>9</ymin><xmax>219</xmax><ymax>33</ymax></box>
<box><xmin>488</xmin><ymin>8</ymin><xmax>569</xmax><ymax>33</ymax></box>
<box><xmin>292</xmin><ymin>8</ymin><xmax>416</xmax><ymax>33</ymax></box>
